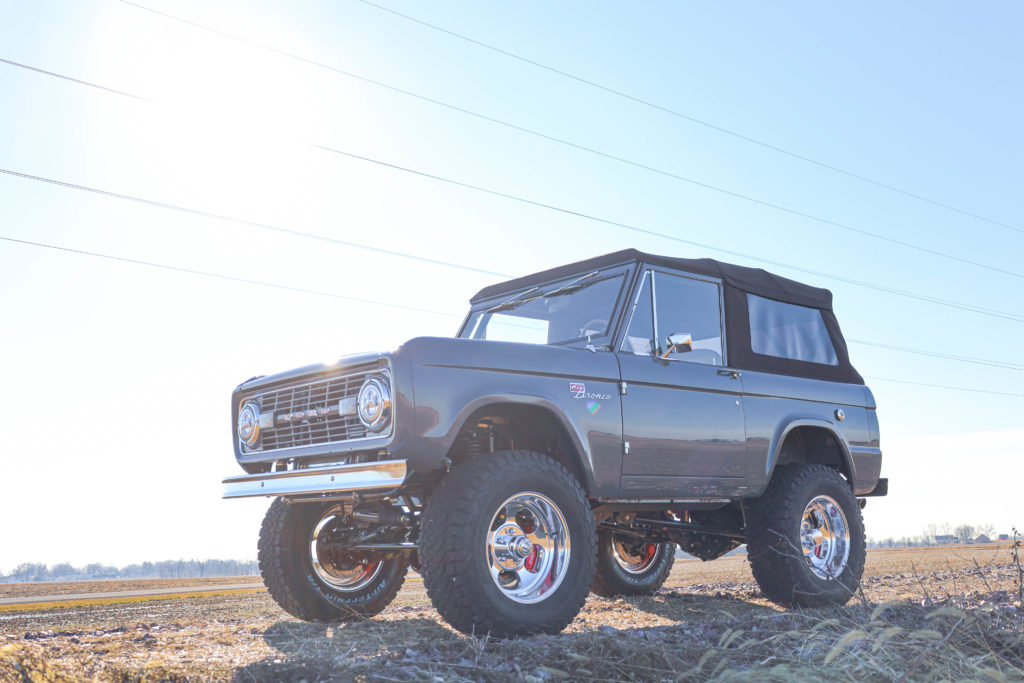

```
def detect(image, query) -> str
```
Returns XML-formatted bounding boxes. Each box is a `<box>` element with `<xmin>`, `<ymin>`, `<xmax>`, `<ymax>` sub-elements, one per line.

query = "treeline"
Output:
<box><xmin>1</xmin><ymin>559</ymin><xmax>258</xmax><ymax>583</ymax></box>
<box><xmin>868</xmin><ymin>522</ymin><xmax>1003</xmax><ymax>549</ymax></box>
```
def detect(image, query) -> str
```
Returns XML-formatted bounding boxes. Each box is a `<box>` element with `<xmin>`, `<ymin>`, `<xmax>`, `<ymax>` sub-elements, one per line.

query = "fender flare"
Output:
<box><xmin>440</xmin><ymin>393</ymin><xmax>596</xmax><ymax>493</ymax></box>
<box><xmin>765</xmin><ymin>418</ymin><xmax>856</xmax><ymax>485</ymax></box>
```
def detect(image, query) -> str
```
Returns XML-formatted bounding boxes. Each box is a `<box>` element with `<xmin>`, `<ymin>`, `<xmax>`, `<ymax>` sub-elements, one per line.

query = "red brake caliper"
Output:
<box><xmin>644</xmin><ymin>543</ymin><xmax>657</xmax><ymax>563</ymax></box>
<box><xmin>523</xmin><ymin>544</ymin><xmax>540</xmax><ymax>572</ymax></box>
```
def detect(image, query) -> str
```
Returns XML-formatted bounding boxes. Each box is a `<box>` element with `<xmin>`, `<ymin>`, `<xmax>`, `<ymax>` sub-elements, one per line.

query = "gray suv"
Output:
<box><xmin>223</xmin><ymin>249</ymin><xmax>886</xmax><ymax>637</ymax></box>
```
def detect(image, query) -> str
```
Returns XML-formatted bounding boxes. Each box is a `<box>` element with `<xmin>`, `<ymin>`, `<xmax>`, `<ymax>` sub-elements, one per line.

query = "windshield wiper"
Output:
<box><xmin>484</xmin><ymin>271</ymin><xmax>602</xmax><ymax>313</ymax></box>
<box><xmin>538</xmin><ymin>271</ymin><xmax>600</xmax><ymax>298</ymax></box>
<box><xmin>486</xmin><ymin>286</ymin><xmax>542</xmax><ymax>313</ymax></box>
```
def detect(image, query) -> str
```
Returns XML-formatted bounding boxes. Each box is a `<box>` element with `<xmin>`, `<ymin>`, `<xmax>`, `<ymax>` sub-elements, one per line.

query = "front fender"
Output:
<box><xmin>428</xmin><ymin>392</ymin><xmax>595</xmax><ymax>491</ymax></box>
<box><xmin>398</xmin><ymin>337</ymin><xmax>623</xmax><ymax>497</ymax></box>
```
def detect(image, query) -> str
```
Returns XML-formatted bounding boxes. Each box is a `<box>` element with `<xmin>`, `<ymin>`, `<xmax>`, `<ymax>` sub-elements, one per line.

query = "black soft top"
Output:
<box><xmin>471</xmin><ymin>249</ymin><xmax>862</xmax><ymax>384</ymax></box>
<box><xmin>471</xmin><ymin>249</ymin><xmax>831</xmax><ymax>310</ymax></box>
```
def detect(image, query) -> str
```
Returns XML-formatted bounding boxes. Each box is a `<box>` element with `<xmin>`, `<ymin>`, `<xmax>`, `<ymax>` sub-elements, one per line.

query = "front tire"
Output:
<box><xmin>746</xmin><ymin>465</ymin><xmax>866</xmax><ymax>608</ymax></box>
<box><xmin>591</xmin><ymin>530</ymin><xmax>675</xmax><ymax>597</ymax></box>
<box><xmin>258</xmin><ymin>499</ymin><xmax>408</xmax><ymax>621</ymax></box>
<box><xmin>419</xmin><ymin>450</ymin><xmax>597</xmax><ymax>638</ymax></box>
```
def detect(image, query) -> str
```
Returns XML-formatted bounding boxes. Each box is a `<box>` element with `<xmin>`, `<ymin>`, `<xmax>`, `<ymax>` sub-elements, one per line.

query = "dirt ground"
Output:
<box><xmin>0</xmin><ymin>576</ymin><xmax>258</xmax><ymax>600</ymax></box>
<box><xmin>1</xmin><ymin>545</ymin><xmax>1021</xmax><ymax>682</ymax></box>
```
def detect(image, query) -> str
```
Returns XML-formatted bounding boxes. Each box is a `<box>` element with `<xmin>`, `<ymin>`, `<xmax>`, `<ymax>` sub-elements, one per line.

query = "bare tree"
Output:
<box><xmin>954</xmin><ymin>524</ymin><xmax>976</xmax><ymax>543</ymax></box>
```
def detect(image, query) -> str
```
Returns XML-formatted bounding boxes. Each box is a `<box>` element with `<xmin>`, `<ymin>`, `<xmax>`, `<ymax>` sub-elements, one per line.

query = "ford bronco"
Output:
<box><xmin>223</xmin><ymin>249</ymin><xmax>886</xmax><ymax>637</ymax></box>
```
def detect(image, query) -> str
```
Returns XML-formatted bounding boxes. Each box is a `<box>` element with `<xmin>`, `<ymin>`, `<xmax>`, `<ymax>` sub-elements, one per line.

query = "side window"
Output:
<box><xmin>747</xmin><ymin>294</ymin><xmax>838</xmax><ymax>365</ymax></box>
<box><xmin>620</xmin><ymin>272</ymin><xmax>654</xmax><ymax>355</ymax></box>
<box><xmin>654</xmin><ymin>273</ymin><xmax>724</xmax><ymax>366</ymax></box>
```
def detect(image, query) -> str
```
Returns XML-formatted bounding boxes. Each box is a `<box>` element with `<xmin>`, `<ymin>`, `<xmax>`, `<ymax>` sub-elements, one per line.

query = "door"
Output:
<box><xmin>616</xmin><ymin>269</ymin><xmax>748</xmax><ymax>498</ymax></box>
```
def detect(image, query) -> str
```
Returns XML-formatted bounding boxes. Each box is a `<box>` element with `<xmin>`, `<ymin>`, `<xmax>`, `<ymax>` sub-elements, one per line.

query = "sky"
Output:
<box><xmin>1</xmin><ymin>1</ymin><xmax>1022</xmax><ymax>573</ymax></box>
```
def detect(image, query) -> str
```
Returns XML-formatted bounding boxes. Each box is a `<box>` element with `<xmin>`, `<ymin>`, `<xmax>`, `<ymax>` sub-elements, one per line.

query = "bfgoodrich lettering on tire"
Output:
<box><xmin>591</xmin><ymin>529</ymin><xmax>675</xmax><ymax>598</ymax></box>
<box><xmin>746</xmin><ymin>464</ymin><xmax>866</xmax><ymax>608</ymax></box>
<box><xmin>258</xmin><ymin>498</ymin><xmax>408</xmax><ymax>621</ymax></box>
<box><xmin>419</xmin><ymin>450</ymin><xmax>597</xmax><ymax>638</ymax></box>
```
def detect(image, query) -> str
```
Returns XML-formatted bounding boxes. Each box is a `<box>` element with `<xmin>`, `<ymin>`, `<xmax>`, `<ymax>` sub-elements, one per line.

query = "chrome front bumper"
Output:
<box><xmin>222</xmin><ymin>459</ymin><xmax>407</xmax><ymax>500</ymax></box>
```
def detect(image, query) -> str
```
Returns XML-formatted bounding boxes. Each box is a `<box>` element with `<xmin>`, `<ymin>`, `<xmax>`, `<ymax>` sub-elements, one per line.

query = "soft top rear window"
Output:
<box><xmin>747</xmin><ymin>294</ymin><xmax>838</xmax><ymax>365</ymax></box>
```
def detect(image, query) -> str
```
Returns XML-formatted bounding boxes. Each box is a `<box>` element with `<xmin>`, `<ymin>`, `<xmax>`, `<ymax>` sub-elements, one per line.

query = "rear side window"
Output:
<box><xmin>747</xmin><ymin>294</ymin><xmax>838</xmax><ymax>365</ymax></box>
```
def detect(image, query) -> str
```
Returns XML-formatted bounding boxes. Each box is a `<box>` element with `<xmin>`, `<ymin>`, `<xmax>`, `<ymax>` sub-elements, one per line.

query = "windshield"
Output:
<box><xmin>461</xmin><ymin>273</ymin><xmax>626</xmax><ymax>346</ymax></box>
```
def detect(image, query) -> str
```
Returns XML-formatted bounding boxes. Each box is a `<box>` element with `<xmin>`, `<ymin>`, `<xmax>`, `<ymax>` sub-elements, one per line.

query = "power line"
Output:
<box><xmin>0</xmin><ymin>168</ymin><xmax>507</xmax><ymax>279</ymax></box>
<box><xmin>4</xmin><ymin>56</ymin><xmax>1022</xmax><ymax>324</ymax></box>
<box><xmin>309</xmin><ymin>144</ymin><xmax>1024</xmax><ymax>324</ymax></box>
<box><xmin>0</xmin><ymin>57</ymin><xmax>150</xmax><ymax>102</ymax></box>
<box><xmin>113</xmin><ymin>1</ymin><xmax>1024</xmax><ymax>281</ymax></box>
<box><xmin>354</xmin><ymin>0</ymin><xmax>1024</xmax><ymax>237</ymax></box>
<box><xmin>2</xmin><ymin>155</ymin><xmax>1022</xmax><ymax>326</ymax></box>
<box><xmin>5</xmin><ymin>162</ymin><xmax>1022</xmax><ymax>369</ymax></box>
<box><xmin>5</xmin><ymin>234</ymin><xmax>1022</xmax><ymax>399</ymax></box>
<box><xmin>864</xmin><ymin>376</ymin><xmax>1024</xmax><ymax>399</ymax></box>
<box><xmin>0</xmin><ymin>235</ymin><xmax>462</xmax><ymax>318</ymax></box>
<box><xmin>848</xmin><ymin>339</ymin><xmax>1024</xmax><ymax>372</ymax></box>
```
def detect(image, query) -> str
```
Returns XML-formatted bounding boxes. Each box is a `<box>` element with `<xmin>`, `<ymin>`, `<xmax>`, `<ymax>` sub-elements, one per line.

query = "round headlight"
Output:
<box><xmin>357</xmin><ymin>377</ymin><xmax>391</xmax><ymax>432</ymax></box>
<box><xmin>237</xmin><ymin>401</ymin><xmax>261</xmax><ymax>447</ymax></box>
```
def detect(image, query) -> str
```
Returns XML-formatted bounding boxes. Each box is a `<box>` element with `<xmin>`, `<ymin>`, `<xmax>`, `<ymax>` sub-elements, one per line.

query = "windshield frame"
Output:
<box><xmin>457</xmin><ymin>264</ymin><xmax>637</xmax><ymax>348</ymax></box>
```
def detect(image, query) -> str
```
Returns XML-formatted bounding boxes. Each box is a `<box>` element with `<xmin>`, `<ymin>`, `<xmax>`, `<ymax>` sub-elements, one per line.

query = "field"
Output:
<box><xmin>1</xmin><ymin>545</ymin><xmax>1021</xmax><ymax>682</ymax></box>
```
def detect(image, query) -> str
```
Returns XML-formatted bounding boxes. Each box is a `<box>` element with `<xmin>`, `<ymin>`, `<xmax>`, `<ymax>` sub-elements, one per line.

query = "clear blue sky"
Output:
<box><xmin>1</xmin><ymin>1</ymin><xmax>1022</xmax><ymax>572</ymax></box>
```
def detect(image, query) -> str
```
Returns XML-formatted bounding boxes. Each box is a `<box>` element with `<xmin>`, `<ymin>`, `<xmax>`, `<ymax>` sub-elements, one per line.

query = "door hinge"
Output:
<box><xmin>623</xmin><ymin>441</ymin><xmax>630</xmax><ymax>455</ymax></box>
<box><xmin>619</xmin><ymin>381</ymin><xmax>628</xmax><ymax>395</ymax></box>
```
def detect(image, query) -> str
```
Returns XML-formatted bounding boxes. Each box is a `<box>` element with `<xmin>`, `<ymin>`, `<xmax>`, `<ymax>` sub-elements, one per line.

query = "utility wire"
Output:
<box><xmin>0</xmin><ymin>168</ymin><xmax>507</xmax><ymax>279</ymax></box>
<box><xmin>113</xmin><ymin>1</ymin><xmax>1024</xmax><ymax>281</ymax></box>
<box><xmin>4</xmin><ymin>163</ymin><xmax>1021</xmax><ymax>369</ymax></box>
<box><xmin>3</xmin><ymin>160</ymin><xmax>1022</xmax><ymax>325</ymax></box>
<box><xmin>310</xmin><ymin>144</ymin><xmax>1024</xmax><ymax>324</ymax></box>
<box><xmin>864</xmin><ymin>376</ymin><xmax>1024</xmax><ymax>399</ymax></box>
<box><xmin>0</xmin><ymin>57</ymin><xmax>151</xmax><ymax>102</ymax></box>
<box><xmin>2</xmin><ymin>138</ymin><xmax>1022</xmax><ymax>326</ymax></box>
<box><xmin>354</xmin><ymin>0</ymin><xmax>1024</xmax><ymax>237</ymax></box>
<box><xmin>5</xmin><ymin>234</ymin><xmax>1021</xmax><ymax>399</ymax></box>
<box><xmin>0</xmin><ymin>235</ymin><xmax>462</xmax><ymax>318</ymax></box>
<box><xmin>848</xmin><ymin>339</ymin><xmax>1024</xmax><ymax>372</ymax></box>
<box><xmin>4</xmin><ymin>56</ymin><xmax>1022</xmax><ymax>323</ymax></box>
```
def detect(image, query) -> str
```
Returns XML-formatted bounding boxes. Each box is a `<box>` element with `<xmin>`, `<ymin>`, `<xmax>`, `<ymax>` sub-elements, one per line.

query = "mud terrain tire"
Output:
<box><xmin>747</xmin><ymin>464</ymin><xmax>866</xmax><ymax>608</ymax></box>
<box><xmin>258</xmin><ymin>498</ymin><xmax>408</xmax><ymax>621</ymax></box>
<box><xmin>591</xmin><ymin>531</ymin><xmax>675</xmax><ymax>597</ymax></box>
<box><xmin>419</xmin><ymin>450</ymin><xmax>597</xmax><ymax>638</ymax></box>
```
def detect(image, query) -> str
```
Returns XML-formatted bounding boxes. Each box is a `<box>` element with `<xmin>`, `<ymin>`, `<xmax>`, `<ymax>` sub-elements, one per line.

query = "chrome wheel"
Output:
<box><xmin>309</xmin><ymin>506</ymin><xmax>382</xmax><ymax>591</ymax></box>
<box><xmin>486</xmin><ymin>492</ymin><xmax>571</xmax><ymax>604</ymax></box>
<box><xmin>611</xmin><ymin>537</ymin><xmax>660</xmax><ymax>574</ymax></box>
<box><xmin>800</xmin><ymin>495</ymin><xmax>850</xmax><ymax>579</ymax></box>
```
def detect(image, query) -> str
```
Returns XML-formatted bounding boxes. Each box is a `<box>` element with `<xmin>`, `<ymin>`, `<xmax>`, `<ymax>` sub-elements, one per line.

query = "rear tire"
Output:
<box><xmin>591</xmin><ymin>530</ymin><xmax>675</xmax><ymax>597</ymax></box>
<box><xmin>746</xmin><ymin>465</ymin><xmax>865</xmax><ymax>608</ymax></box>
<box><xmin>419</xmin><ymin>450</ymin><xmax>597</xmax><ymax>638</ymax></box>
<box><xmin>258</xmin><ymin>498</ymin><xmax>408</xmax><ymax>621</ymax></box>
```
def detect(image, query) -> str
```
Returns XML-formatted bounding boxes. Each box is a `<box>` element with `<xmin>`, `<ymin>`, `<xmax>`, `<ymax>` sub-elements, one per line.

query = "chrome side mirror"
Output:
<box><xmin>660</xmin><ymin>332</ymin><xmax>692</xmax><ymax>359</ymax></box>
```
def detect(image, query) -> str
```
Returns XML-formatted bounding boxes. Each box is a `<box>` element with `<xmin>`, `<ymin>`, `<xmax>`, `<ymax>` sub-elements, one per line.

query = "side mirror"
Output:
<box><xmin>660</xmin><ymin>332</ymin><xmax>693</xmax><ymax>359</ymax></box>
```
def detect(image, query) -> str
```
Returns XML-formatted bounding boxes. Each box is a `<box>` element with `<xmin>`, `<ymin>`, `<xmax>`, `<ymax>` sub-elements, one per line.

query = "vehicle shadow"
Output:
<box><xmin>231</xmin><ymin>591</ymin><xmax>784</xmax><ymax>682</ymax></box>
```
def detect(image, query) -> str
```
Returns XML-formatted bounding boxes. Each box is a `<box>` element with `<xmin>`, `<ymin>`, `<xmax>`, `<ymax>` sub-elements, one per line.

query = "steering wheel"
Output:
<box><xmin>579</xmin><ymin>318</ymin><xmax>608</xmax><ymax>338</ymax></box>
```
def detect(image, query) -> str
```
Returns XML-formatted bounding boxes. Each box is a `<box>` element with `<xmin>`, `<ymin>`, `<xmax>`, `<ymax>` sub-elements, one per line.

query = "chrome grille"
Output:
<box><xmin>245</xmin><ymin>365</ymin><xmax>388</xmax><ymax>453</ymax></box>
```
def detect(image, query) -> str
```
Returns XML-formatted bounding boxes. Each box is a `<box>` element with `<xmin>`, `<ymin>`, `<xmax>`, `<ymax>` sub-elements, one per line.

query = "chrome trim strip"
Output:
<box><xmin>222</xmin><ymin>459</ymin><xmax>407</xmax><ymax>499</ymax></box>
<box><xmin>595</xmin><ymin>497</ymin><xmax>731</xmax><ymax>504</ymax></box>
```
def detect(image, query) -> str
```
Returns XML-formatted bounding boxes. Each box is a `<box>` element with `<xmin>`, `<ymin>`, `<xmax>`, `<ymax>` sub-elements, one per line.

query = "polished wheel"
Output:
<box><xmin>486</xmin><ymin>492</ymin><xmax>571</xmax><ymax>604</ymax></box>
<box><xmin>310</xmin><ymin>506</ymin><xmax>382</xmax><ymax>592</ymax></box>
<box><xmin>611</xmin><ymin>537</ymin><xmax>659</xmax><ymax>575</ymax></box>
<box><xmin>800</xmin><ymin>495</ymin><xmax>850</xmax><ymax>580</ymax></box>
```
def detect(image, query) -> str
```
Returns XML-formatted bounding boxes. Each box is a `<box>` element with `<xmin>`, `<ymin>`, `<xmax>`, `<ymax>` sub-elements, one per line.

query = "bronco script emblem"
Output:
<box><xmin>569</xmin><ymin>382</ymin><xmax>613</xmax><ymax>401</ymax></box>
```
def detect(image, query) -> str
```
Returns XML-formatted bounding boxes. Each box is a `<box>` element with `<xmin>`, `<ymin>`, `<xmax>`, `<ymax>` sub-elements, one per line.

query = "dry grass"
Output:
<box><xmin>1</xmin><ymin>547</ymin><xmax>1020</xmax><ymax>682</ymax></box>
<box><xmin>0</xmin><ymin>588</ymin><xmax>265</xmax><ymax>614</ymax></box>
<box><xmin>0</xmin><ymin>576</ymin><xmax>259</xmax><ymax>600</ymax></box>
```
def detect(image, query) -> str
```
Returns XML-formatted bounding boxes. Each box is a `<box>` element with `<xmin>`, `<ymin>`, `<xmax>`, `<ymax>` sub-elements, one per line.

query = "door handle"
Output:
<box><xmin>717</xmin><ymin>369</ymin><xmax>741</xmax><ymax>379</ymax></box>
